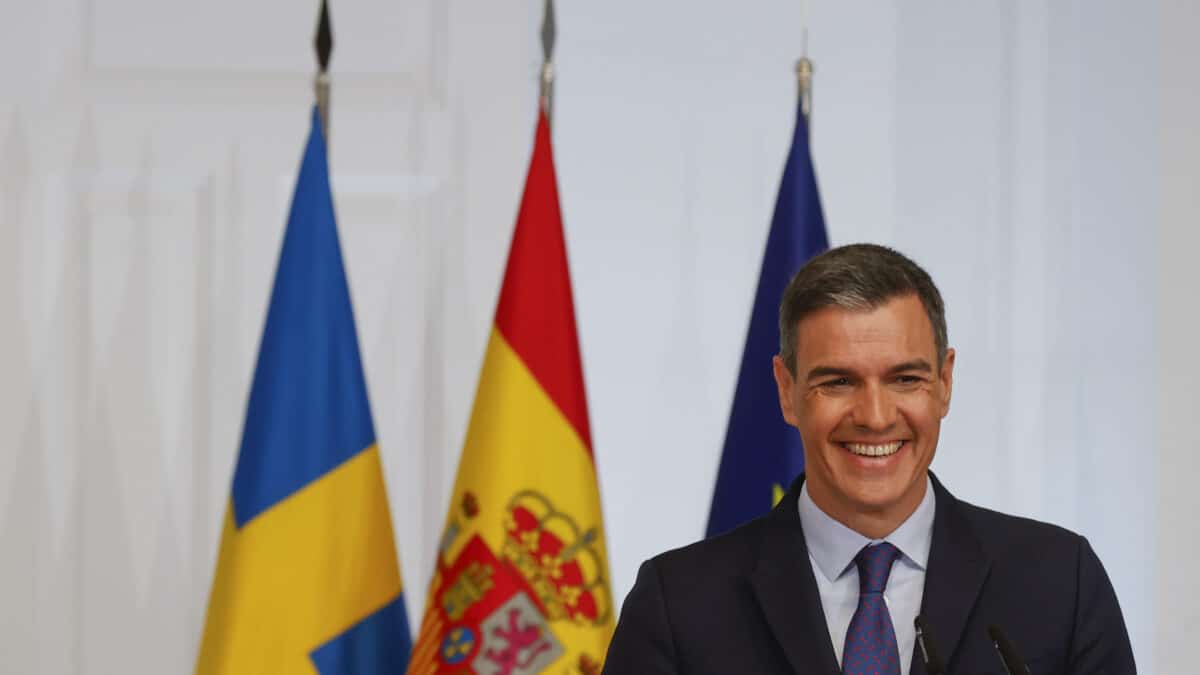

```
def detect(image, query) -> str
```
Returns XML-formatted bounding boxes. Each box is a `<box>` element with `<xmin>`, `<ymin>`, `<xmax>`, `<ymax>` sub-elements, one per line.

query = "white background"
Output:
<box><xmin>0</xmin><ymin>0</ymin><xmax>1195</xmax><ymax>673</ymax></box>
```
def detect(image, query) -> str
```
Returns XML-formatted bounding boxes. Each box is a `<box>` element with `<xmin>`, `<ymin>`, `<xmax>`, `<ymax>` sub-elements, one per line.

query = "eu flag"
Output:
<box><xmin>196</xmin><ymin>108</ymin><xmax>412</xmax><ymax>674</ymax></box>
<box><xmin>706</xmin><ymin>101</ymin><xmax>829</xmax><ymax>537</ymax></box>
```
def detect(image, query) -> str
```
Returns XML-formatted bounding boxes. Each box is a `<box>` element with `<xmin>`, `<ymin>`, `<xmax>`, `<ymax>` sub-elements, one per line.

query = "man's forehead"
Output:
<box><xmin>793</xmin><ymin>296</ymin><xmax>938</xmax><ymax>361</ymax></box>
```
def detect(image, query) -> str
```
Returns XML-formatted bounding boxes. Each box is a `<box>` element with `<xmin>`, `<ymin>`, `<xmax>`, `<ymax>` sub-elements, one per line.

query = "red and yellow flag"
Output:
<box><xmin>406</xmin><ymin>110</ymin><xmax>613</xmax><ymax>675</ymax></box>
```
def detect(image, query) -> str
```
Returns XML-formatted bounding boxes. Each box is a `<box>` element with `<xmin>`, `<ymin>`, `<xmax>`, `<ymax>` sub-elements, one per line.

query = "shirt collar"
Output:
<box><xmin>797</xmin><ymin>475</ymin><xmax>936</xmax><ymax>583</ymax></box>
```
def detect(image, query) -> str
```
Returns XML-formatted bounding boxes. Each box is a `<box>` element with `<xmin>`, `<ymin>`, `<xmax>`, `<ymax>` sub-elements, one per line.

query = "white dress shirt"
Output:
<box><xmin>797</xmin><ymin>476</ymin><xmax>936</xmax><ymax>675</ymax></box>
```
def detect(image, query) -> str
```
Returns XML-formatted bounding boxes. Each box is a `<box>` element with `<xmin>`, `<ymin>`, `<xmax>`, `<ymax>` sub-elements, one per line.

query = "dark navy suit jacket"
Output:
<box><xmin>602</xmin><ymin>473</ymin><xmax>1135</xmax><ymax>674</ymax></box>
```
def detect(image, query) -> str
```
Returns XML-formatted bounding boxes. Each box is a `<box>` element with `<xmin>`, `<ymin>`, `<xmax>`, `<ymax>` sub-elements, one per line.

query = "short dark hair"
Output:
<box><xmin>778</xmin><ymin>243</ymin><xmax>948</xmax><ymax>374</ymax></box>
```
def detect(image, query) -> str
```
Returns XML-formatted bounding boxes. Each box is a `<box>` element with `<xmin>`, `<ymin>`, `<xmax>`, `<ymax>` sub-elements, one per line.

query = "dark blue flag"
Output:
<box><xmin>706</xmin><ymin>101</ymin><xmax>828</xmax><ymax>537</ymax></box>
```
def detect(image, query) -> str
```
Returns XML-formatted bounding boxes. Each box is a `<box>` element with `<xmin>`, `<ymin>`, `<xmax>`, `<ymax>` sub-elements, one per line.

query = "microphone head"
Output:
<box><xmin>987</xmin><ymin>625</ymin><xmax>1030</xmax><ymax>675</ymax></box>
<box><xmin>913</xmin><ymin>615</ymin><xmax>946</xmax><ymax>675</ymax></box>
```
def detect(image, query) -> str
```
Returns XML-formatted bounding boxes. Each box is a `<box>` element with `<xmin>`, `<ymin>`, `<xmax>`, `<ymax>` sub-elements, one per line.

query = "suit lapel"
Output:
<box><xmin>749</xmin><ymin>477</ymin><xmax>841</xmax><ymax>675</ymax></box>
<box><xmin>913</xmin><ymin>473</ymin><xmax>992</xmax><ymax>673</ymax></box>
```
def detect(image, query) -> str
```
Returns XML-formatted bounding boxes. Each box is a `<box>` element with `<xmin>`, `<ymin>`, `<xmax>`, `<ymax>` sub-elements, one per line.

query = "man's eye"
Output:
<box><xmin>895</xmin><ymin>375</ymin><xmax>923</xmax><ymax>385</ymax></box>
<box><xmin>821</xmin><ymin>378</ymin><xmax>851</xmax><ymax>388</ymax></box>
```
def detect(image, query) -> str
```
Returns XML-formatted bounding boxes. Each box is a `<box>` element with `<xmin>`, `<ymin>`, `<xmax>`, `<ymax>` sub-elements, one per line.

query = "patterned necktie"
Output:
<box><xmin>842</xmin><ymin>542</ymin><xmax>904</xmax><ymax>675</ymax></box>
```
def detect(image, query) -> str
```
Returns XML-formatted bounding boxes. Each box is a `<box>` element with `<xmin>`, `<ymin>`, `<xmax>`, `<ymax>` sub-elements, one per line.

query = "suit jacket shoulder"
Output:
<box><xmin>600</xmin><ymin>515</ymin><xmax>778</xmax><ymax>672</ymax></box>
<box><xmin>954</xmin><ymin>495</ymin><xmax>1080</xmax><ymax>555</ymax></box>
<box><xmin>603</xmin><ymin>484</ymin><xmax>842</xmax><ymax>674</ymax></box>
<box><xmin>929</xmin><ymin>484</ymin><xmax>1136</xmax><ymax>674</ymax></box>
<box><xmin>652</xmin><ymin>510</ymin><xmax>773</xmax><ymax>587</ymax></box>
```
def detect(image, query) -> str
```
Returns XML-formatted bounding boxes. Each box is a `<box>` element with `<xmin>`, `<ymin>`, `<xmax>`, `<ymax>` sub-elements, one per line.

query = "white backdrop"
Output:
<box><xmin>0</xmin><ymin>0</ymin><xmax>1193</xmax><ymax>673</ymax></box>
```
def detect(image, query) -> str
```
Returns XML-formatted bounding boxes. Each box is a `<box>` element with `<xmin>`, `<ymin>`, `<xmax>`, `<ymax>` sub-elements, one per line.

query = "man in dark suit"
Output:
<box><xmin>602</xmin><ymin>244</ymin><xmax>1135</xmax><ymax>674</ymax></box>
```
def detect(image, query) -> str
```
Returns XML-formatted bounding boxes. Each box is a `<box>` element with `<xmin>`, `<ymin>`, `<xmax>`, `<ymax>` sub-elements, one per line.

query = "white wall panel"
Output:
<box><xmin>1157</xmin><ymin>1</ymin><xmax>1200</xmax><ymax>672</ymax></box>
<box><xmin>92</xmin><ymin>0</ymin><xmax>429</xmax><ymax>76</ymax></box>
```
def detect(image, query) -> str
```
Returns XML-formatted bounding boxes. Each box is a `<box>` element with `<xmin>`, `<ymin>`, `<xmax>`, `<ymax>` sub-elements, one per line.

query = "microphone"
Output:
<box><xmin>987</xmin><ymin>625</ymin><xmax>1031</xmax><ymax>675</ymax></box>
<box><xmin>913</xmin><ymin>615</ymin><xmax>946</xmax><ymax>675</ymax></box>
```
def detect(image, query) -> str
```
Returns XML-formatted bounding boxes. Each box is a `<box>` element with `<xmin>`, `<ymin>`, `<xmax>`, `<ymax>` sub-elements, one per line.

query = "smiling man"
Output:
<box><xmin>603</xmin><ymin>244</ymin><xmax>1135</xmax><ymax>675</ymax></box>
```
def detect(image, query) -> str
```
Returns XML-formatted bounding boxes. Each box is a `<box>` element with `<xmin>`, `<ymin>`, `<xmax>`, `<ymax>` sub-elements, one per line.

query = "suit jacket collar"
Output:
<box><xmin>749</xmin><ymin>474</ymin><xmax>841</xmax><ymax>674</ymax></box>
<box><xmin>911</xmin><ymin>472</ymin><xmax>991</xmax><ymax>675</ymax></box>
<box><xmin>748</xmin><ymin>472</ymin><xmax>991</xmax><ymax>675</ymax></box>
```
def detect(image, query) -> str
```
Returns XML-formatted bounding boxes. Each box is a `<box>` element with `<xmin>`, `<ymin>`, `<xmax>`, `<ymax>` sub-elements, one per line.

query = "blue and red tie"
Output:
<box><xmin>842</xmin><ymin>542</ymin><xmax>904</xmax><ymax>675</ymax></box>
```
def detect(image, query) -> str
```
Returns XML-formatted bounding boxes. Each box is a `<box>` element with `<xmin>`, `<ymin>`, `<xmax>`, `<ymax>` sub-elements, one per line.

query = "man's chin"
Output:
<box><xmin>843</xmin><ymin>477</ymin><xmax>927</xmax><ymax>516</ymax></box>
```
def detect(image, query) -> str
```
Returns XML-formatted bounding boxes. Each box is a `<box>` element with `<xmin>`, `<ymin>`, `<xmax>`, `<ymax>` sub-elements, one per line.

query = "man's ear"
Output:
<box><xmin>938</xmin><ymin>348</ymin><xmax>955</xmax><ymax>418</ymax></box>
<box><xmin>773</xmin><ymin>355</ymin><xmax>800</xmax><ymax>427</ymax></box>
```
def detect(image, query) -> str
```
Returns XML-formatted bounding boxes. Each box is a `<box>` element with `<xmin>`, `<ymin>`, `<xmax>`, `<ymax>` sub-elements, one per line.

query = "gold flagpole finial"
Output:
<box><xmin>796</xmin><ymin>57</ymin><xmax>813</xmax><ymax>123</ymax></box>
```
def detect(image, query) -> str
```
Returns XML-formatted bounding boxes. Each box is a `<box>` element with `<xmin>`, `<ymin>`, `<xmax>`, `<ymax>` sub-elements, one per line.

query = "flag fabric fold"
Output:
<box><xmin>196</xmin><ymin>107</ymin><xmax>412</xmax><ymax>675</ymax></box>
<box><xmin>407</xmin><ymin>109</ymin><xmax>614</xmax><ymax>675</ymax></box>
<box><xmin>706</xmin><ymin>102</ymin><xmax>829</xmax><ymax>538</ymax></box>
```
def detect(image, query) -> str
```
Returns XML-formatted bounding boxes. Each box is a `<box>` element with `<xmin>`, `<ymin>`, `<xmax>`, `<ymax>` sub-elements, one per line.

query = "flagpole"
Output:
<box><xmin>314</xmin><ymin>0</ymin><xmax>333</xmax><ymax>143</ymax></box>
<box><xmin>539</xmin><ymin>0</ymin><xmax>556</xmax><ymax>123</ymax></box>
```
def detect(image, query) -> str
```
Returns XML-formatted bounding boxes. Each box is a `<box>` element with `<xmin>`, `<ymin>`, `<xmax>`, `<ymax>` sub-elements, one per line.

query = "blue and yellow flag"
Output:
<box><xmin>706</xmin><ymin>101</ymin><xmax>829</xmax><ymax>537</ymax></box>
<box><xmin>196</xmin><ymin>108</ymin><xmax>412</xmax><ymax>674</ymax></box>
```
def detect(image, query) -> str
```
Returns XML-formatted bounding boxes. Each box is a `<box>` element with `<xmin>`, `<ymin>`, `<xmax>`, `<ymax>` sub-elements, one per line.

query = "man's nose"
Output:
<box><xmin>851</xmin><ymin>382</ymin><xmax>896</xmax><ymax>431</ymax></box>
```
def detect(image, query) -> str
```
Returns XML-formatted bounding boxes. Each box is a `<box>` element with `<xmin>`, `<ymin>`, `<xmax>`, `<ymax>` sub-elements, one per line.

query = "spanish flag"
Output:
<box><xmin>406</xmin><ymin>109</ymin><xmax>614</xmax><ymax>674</ymax></box>
<box><xmin>195</xmin><ymin>108</ymin><xmax>412</xmax><ymax>674</ymax></box>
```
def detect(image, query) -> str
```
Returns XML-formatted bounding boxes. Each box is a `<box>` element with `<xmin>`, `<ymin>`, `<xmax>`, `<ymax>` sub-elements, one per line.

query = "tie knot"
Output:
<box><xmin>855</xmin><ymin>542</ymin><xmax>902</xmax><ymax>594</ymax></box>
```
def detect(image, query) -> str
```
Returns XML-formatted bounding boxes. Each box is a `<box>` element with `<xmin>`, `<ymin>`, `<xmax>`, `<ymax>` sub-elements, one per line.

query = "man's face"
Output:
<box><xmin>772</xmin><ymin>293</ymin><xmax>954</xmax><ymax>530</ymax></box>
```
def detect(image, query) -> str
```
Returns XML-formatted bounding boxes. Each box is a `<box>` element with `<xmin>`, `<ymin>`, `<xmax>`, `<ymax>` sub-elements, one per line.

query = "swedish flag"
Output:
<box><xmin>196</xmin><ymin>108</ymin><xmax>412</xmax><ymax>674</ymax></box>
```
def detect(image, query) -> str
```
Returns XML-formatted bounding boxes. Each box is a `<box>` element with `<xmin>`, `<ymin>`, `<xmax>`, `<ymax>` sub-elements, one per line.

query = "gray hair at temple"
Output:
<box><xmin>777</xmin><ymin>243</ymin><xmax>948</xmax><ymax>375</ymax></box>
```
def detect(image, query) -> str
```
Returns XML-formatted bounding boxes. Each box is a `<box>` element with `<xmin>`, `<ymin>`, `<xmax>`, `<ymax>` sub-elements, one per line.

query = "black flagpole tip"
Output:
<box><xmin>540</xmin><ymin>0</ymin><xmax>556</xmax><ymax>62</ymax></box>
<box><xmin>314</xmin><ymin>0</ymin><xmax>333</xmax><ymax>72</ymax></box>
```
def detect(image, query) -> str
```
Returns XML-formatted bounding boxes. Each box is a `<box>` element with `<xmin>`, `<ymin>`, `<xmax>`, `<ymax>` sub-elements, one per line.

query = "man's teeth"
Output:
<box><xmin>845</xmin><ymin>441</ymin><xmax>903</xmax><ymax>457</ymax></box>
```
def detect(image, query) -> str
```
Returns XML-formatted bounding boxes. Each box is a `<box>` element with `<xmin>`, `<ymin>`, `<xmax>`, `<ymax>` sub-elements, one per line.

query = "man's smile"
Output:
<box><xmin>839</xmin><ymin>440</ymin><xmax>905</xmax><ymax>458</ymax></box>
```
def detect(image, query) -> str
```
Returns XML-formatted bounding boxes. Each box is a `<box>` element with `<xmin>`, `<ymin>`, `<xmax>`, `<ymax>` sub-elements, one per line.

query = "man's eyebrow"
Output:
<box><xmin>804</xmin><ymin>360</ymin><xmax>933</xmax><ymax>382</ymax></box>
<box><xmin>805</xmin><ymin>366</ymin><xmax>855</xmax><ymax>382</ymax></box>
<box><xmin>888</xmin><ymin>359</ymin><xmax>933</xmax><ymax>374</ymax></box>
